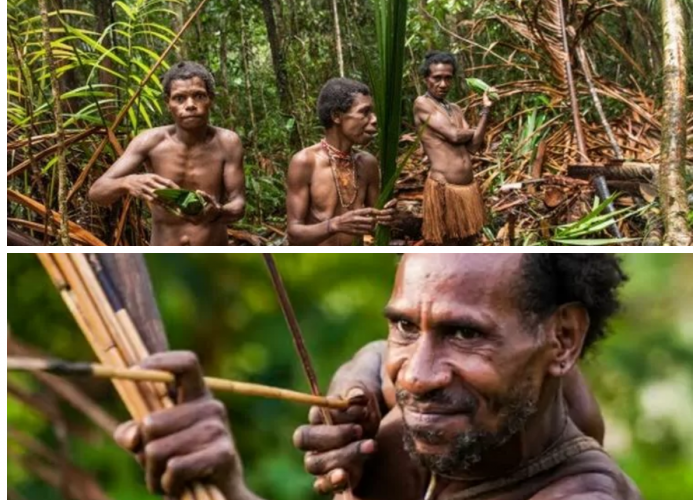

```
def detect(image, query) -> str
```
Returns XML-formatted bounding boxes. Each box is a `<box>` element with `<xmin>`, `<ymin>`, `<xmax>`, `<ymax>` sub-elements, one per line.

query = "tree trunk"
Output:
<box><xmin>330</xmin><ymin>0</ymin><xmax>345</xmax><ymax>77</ymax></box>
<box><xmin>659</xmin><ymin>0</ymin><xmax>691</xmax><ymax>245</ymax></box>
<box><xmin>39</xmin><ymin>0</ymin><xmax>70</xmax><ymax>246</ymax></box>
<box><xmin>260</xmin><ymin>0</ymin><xmax>300</xmax><ymax>148</ymax></box>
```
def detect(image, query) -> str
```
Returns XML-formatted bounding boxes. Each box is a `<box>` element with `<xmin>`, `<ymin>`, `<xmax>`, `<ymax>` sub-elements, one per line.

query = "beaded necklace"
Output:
<box><xmin>321</xmin><ymin>139</ymin><xmax>359</xmax><ymax>209</ymax></box>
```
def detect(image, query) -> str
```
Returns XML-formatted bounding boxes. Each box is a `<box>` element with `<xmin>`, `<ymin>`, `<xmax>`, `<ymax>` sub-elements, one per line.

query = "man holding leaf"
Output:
<box><xmin>286</xmin><ymin>78</ymin><xmax>396</xmax><ymax>245</ymax></box>
<box><xmin>413</xmin><ymin>52</ymin><xmax>493</xmax><ymax>245</ymax></box>
<box><xmin>89</xmin><ymin>61</ymin><xmax>245</xmax><ymax>246</ymax></box>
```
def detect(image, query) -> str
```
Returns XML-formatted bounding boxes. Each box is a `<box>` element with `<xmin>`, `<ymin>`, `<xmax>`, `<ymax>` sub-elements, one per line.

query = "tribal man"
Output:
<box><xmin>414</xmin><ymin>52</ymin><xmax>491</xmax><ymax>245</ymax></box>
<box><xmin>89</xmin><ymin>61</ymin><xmax>245</xmax><ymax>246</ymax></box>
<box><xmin>286</xmin><ymin>78</ymin><xmax>395</xmax><ymax>245</ymax></box>
<box><xmin>112</xmin><ymin>254</ymin><xmax>640</xmax><ymax>500</ymax></box>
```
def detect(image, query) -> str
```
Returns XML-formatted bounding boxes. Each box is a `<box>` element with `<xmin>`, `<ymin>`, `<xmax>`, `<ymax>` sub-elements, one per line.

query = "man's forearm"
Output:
<box><xmin>89</xmin><ymin>176</ymin><xmax>128</xmax><ymax>205</ymax></box>
<box><xmin>468</xmin><ymin>112</ymin><xmax>489</xmax><ymax>151</ymax></box>
<box><xmin>287</xmin><ymin>219</ymin><xmax>336</xmax><ymax>246</ymax></box>
<box><xmin>220</xmin><ymin>197</ymin><xmax>246</xmax><ymax>223</ymax></box>
<box><xmin>451</xmin><ymin>128</ymin><xmax>475</xmax><ymax>144</ymax></box>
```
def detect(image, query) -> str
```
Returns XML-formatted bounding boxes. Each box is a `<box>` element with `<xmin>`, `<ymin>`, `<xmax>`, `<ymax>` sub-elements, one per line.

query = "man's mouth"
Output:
<box><xmin>403</xmin><ymin>407</ymin><xmax>466</xmax><ymax>427</ymax></box>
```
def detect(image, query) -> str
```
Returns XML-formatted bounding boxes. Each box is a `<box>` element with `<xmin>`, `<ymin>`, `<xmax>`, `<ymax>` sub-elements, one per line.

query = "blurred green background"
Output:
<box><xmin>7</xmin><ymin>254</ymin><xmax>693</xmax><ymax>500</ymax></box>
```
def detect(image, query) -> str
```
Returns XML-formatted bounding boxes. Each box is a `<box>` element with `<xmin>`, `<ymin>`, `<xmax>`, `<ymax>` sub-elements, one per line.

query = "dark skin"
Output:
<box><xmin>286</xmin><ymin>93</ymin><xmax>395</xmax><ymax>246</ymax></box>
<box><xmin>114</xmin><ymin>255</ymin><xmax>636</xmax><ymax>500</ymax></box>
<box><xmin>414</xmin><ymin>63</ymin><xmax>492</xmax><ymax>185</ymax></box>
<box><xmin>297</xmin><ymin>255</ymin><xmax>637</xmax><ymax>500</ymax></box>
<box><xmin>294</xmin><ymin>341</ymin><xmax>604</xmax><ymax>495</ymax></box>
<box><xmin>89</xmin><ymin>77</ymin><xmax>245</xmax><ymax>246</ymax></box>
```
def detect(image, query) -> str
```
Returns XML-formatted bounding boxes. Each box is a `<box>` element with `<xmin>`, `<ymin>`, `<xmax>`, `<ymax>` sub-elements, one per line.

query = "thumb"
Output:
<box><xmin>113</xmin><ymin>420</ymin><xmax>142</xmax><ymax>453</ymax></box>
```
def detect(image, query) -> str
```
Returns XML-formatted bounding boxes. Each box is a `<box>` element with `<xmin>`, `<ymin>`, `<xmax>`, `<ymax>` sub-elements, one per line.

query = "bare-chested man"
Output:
<box><xmin>89</xmin><ymin>61</ymin><xmax>245</xmax><ymax>246</ymax></box>
<box><xmin>112</xmin><ymin>254</ymin><xmax>641</xmax><ymax>500</ymax></box>
<box><xmin>286</xmin><ymin>78</ymin><xmax>394</xmax><ymax>246</ymax></box>
<box><xmin>414</xmin><ymin>52</ymin><xmax>491</xmax><ymax>245</ymax></box>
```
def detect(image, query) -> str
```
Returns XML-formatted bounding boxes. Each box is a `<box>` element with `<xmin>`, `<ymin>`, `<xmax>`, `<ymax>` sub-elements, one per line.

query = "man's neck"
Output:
<box><xmin>175</xmin><ymin>125</ymin><xmax>209</xmax><ymax>147</ymax></box>
<box><xmin>437</xmin><ymin>385</ymin><xmax>570</xmax><ymax>495</ymax></box>
<box><xmin>323</xmin><ymin>129</ymin><xmax>355</xmax><ymax>155</ymax></box>
<box><xmin>427</xmin><ymin>91</ymin><xmax>448</xmax><ymax>104</ymax></box>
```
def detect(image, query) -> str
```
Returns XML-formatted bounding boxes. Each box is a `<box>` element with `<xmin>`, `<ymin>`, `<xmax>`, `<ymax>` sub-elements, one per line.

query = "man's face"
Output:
<box><xmin>167</xmin><ymin>77</ymin><xmax>212</xmax><ymax>130</ymax></box>
<box><xmin>384</xmin><ymin>254</ymin><xmax>550</xmax><ymax>477</ymax></box>
<box><xmin>335</xmin><ymin>93</ymin><xmax>378</xmax><ymax>146</ymax></box>
<box><xmin>425</xmin><ymin>63</ymin><xmax>454</xmax><ymax>101</ymax></box>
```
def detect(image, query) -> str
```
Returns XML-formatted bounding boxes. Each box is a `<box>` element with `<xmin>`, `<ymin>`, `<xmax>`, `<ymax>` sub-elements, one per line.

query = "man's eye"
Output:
<box><xmin>396</xmin><ymin>320</ymin><xmax>419</xmax><ymax>336</ymax></box>
<box><xmin>452</xmin><ymin>328</ymin><xmax>482</xmax><ymax>340</ymax></box>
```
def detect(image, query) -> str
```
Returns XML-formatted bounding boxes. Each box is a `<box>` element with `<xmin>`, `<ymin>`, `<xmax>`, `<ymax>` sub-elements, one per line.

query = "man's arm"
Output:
<box><xmin>414</xmin><ymin>98</ymin><xmax>473</xmax><ymax>144</ymax></box>
<box><xmin>217</xmin><ymin>130</ymin><xmax>246</xmax><ymax>223</ymax></box>
<box><xmin>89</xmin><ymin>129</ymin><xmax>178</xmax><ymax>205</ymax></box>
<box><xmin>465</xmin><ymin>93</ymin><xmax>492</xmax><ymax>154</ymax></box>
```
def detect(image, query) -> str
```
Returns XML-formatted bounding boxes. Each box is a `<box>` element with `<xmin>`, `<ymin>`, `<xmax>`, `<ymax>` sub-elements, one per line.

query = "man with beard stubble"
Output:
<box><xmin>112</xmin><ymin>254</ymin><xmax>641</xmax><ymax>500</ymax></box>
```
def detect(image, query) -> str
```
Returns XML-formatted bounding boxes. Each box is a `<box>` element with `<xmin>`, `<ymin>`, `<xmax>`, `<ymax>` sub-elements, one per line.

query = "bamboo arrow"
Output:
<box><xmin>8</xmin><ymin>356</ymin><xmax>351</xmax><ymax>410</ymax></box>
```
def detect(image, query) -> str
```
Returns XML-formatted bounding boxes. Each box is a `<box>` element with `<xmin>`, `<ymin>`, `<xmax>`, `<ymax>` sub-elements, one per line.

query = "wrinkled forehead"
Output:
<box><xmin>169</xmin><ymin>77</ymin><xmax>208</xmax><ymax>94</ymax></box>
<box><xmin>391</xmin><ymin>254</ymin><xmax>525</xmax><ymax>313</ymax></box>
<box><xmin>428</xmin><ymin>63</ymin><xmax>455</xmax><ymax>78</ymax></box>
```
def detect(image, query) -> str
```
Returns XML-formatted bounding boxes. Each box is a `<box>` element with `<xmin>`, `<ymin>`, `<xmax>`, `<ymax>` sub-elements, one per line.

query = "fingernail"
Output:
<box><xmin>346</xmin><ymin>388</ymin><xmax>364</xmax><ymax>399</ymax></box>
<box><xmin>360</xmin><ymin>440</ymin><xmax>376</xmax><ymax>454</ymax></box>
<box><xmin>330</xmin><ymin>469</ymin><xmax>345</xmax><ymax>485</ymax></box>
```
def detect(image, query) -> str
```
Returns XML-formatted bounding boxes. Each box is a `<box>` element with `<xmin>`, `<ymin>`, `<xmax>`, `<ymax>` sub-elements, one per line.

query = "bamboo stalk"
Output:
<box><xmin>8</xmin><ymin>357</ymin><xmax>351</xmax><ymax>410</ymax></box>
<box><xmin>38</xmin><ymin>255</ymin><xmax>205</xmax><ymax>500</ymax></box>
<box><xmin>71</xmin><ymin>254</ymin><xmax>208</xmax><ymax>500</ymax></box>
<box><xmin>38</xmin><ymin>254</ymin><xmax>148</xmax><ymax>418</ymax></box>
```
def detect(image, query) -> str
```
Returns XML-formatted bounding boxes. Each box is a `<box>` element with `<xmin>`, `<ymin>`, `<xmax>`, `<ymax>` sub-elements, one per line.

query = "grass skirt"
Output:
<box><xmin>422</xmin><ymin>176</ymin><xmax>485</xmax><ymax>244</ymax></box>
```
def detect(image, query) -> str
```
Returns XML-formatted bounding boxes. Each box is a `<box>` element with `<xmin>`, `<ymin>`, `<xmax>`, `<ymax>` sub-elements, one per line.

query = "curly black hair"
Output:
<box><xmin>161</xmin><ymin>61</ymin><xmax>216</xmax><ymax>97</ymax></box>
<box><xmin>518</xmin><ymin>254</ymin><xmax>628</xmax><ymax>357</ymax></box>
<box><xmin>419</xmin><ymin>51</ymin><xmax>458</xmax><ymax>78</ymax></box>
<box><xmin>317</xmin><ymin>78</ymin><xmax>371</xmax><ymax>129</ymax></box>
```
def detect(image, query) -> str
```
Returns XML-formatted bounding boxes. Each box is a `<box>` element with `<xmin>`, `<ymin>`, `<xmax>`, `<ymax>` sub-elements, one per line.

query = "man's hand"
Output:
<box><xmin>293</xmin><ymin>385</ymin><xmax>382</xmax><ymax>494</ymax></box>
<box><xmin>121</xmin><ymin>174</ymin><xmax>179</xmax><ymax>203</ymax></box>
<box><xmin>113</xmin><ymin>352</ymin><xmax>245</xmax><ymax>499</ymax></box>
<box><xmin>376</xmin><ymin>199</ymin><xmax>398</xmax><ymax>228</ymax></box>
<box><xmin>293</xmin><ymin>341</ymin><xmax>388</xmax><ymax>495</ymax></box>
<box><xmin>482</xmin><ymin>91</ymin><xmax>493</xmax><ymax>109</ymax></box>
<box><xmin>330</xmin><ymin>208</ymin><xmax>386</xmax><ymax>236</ymax></box>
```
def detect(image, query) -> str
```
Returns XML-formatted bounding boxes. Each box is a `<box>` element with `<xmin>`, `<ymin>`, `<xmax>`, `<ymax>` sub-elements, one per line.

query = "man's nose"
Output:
<box><xmin>185</xmin><ymin>97</ymin><xmax>196</xmax><ymax>108</ymax></box>
<box><xmin>369</xmin><ymin>113</ymin><xmax>377</xmax><ymax>126</ymax></box>
<box><xmin>398</xmin><ymin>335</ymin><xmax>452</xmax><ymax>396</ymax></box>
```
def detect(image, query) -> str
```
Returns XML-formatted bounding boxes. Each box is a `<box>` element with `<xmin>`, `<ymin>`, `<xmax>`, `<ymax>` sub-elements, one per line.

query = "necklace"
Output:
<box><xmin>321</xmin><ymin>139</ymin><xmax>359</xmax><ymax>209</ymax></box>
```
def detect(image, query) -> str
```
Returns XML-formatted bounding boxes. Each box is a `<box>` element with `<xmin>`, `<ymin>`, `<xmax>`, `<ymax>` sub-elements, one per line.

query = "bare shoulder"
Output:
<box><xmin>413</xmin><ymin>95</ymin><xmax>430</xmax><ymax>111</ymax></box>
<box><xmin>132</xmin><ymin>125</ymin><xmax>170</xmax><ymax>151</ymax></box>
<box><xmin>531</xmin><ymin>470</ymin><xmax>641</xmax><ymax>500</ymax></box>
<box><xmin>212</xmin><ymin>126</ymin><xmax>242</xmax><ymax>147</ymax></box>
<box><xmin>355</xmin><ymin>151</ymin><xmax>380</xmax><ymax>180</ymax></box>
<box><xmin>287</xmin><ymin>145</ymin><xmax>318</xmax><ymax>184</ymax></box>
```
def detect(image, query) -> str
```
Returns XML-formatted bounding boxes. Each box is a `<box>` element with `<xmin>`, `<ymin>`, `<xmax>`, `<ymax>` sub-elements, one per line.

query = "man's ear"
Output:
<box><xmin>331</xmin><ymin>110</ymin><xmax>343</xmax><ymax>126</ymax></box>
<box><xmin>547</xmin><ymin>303</ymin><xmax>589</xmax><ymax>377</ymax></box>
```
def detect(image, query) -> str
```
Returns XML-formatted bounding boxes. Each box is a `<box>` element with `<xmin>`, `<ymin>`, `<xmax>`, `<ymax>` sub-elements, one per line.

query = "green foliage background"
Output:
<box><xmin>7</xmin><ymin>253</ymin><xmax>693</xmax><ymax>500</ymax></box>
